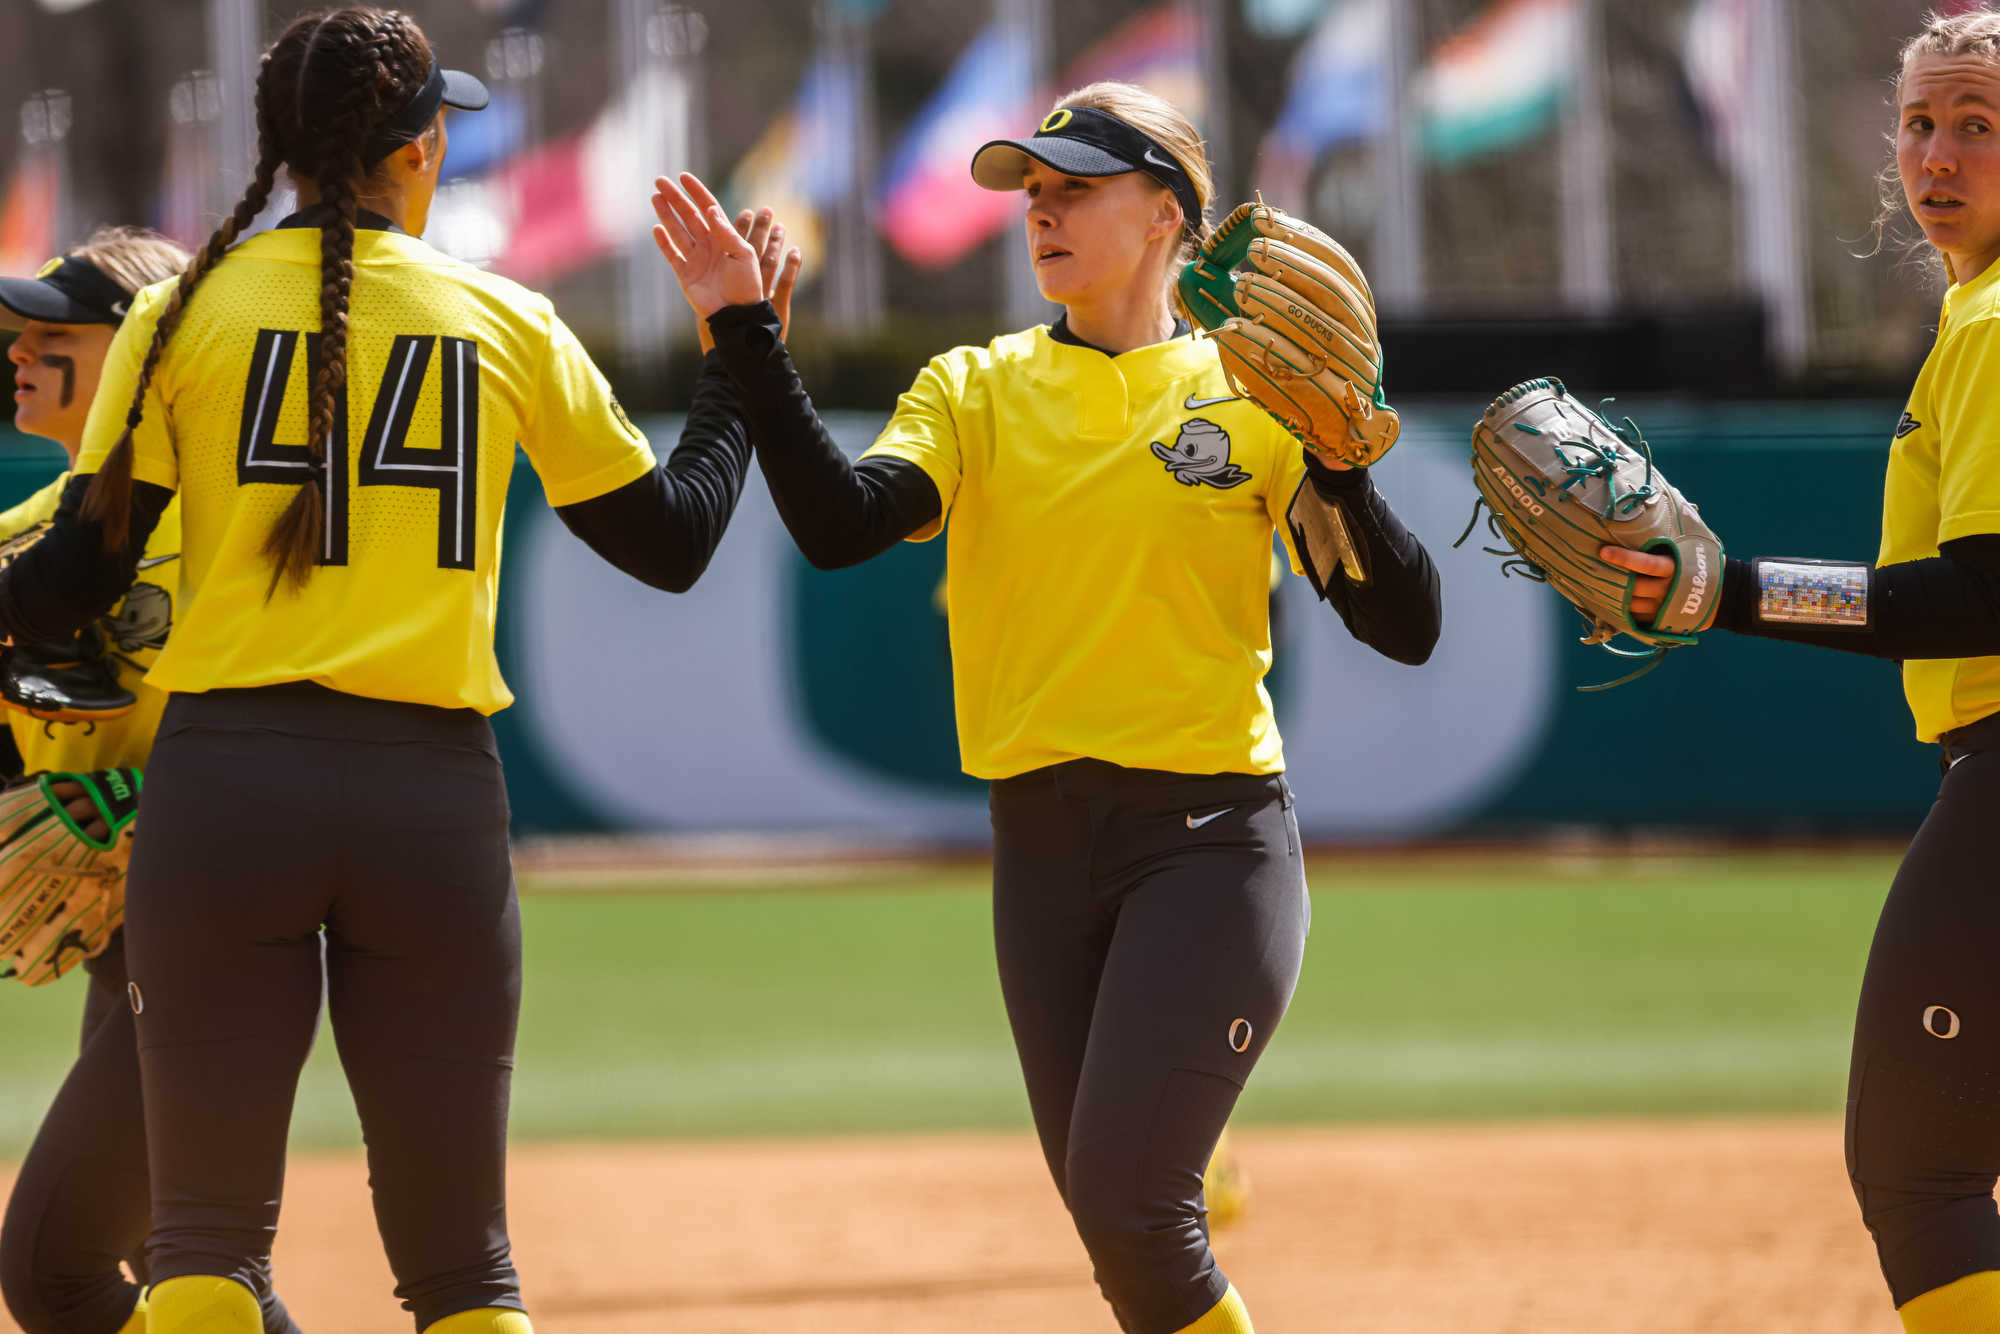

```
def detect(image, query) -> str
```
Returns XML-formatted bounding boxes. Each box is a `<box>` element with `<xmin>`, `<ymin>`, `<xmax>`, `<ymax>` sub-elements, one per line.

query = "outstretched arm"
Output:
<box><xmin>551</xmin><ymin>351</ymin><xmax>751</xmax><ymax>593</ymax></box>
<box><xmin>1605</xmin><ymin>539</ymin><xmax>2000</xmax><ymax>659</ymax></box>
<box><xmin>551</xmin><ymin>201</ymin><xmax>807</xmax><ymax>593</ymax></box>
<box><xmin>707</xmin><ymin>303</ymin><xmax>940</xmax><ymax>570</ymax></box>
<box><xmin>1289</xmin><ymin>455</ymin><xmax>1441</xmax><ymax>665</ymax></box>
<box><xmin>653</xmin><ymin>172</ymin><xmax>940</xmax><ymax>570</ymax></box>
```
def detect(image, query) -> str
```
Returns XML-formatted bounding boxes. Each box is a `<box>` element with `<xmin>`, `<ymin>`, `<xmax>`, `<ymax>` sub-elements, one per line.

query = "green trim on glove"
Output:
<box><xmin>40</xmin><ymin>767</ymin><xmax>142</xmax><ymax>851</ymax></box>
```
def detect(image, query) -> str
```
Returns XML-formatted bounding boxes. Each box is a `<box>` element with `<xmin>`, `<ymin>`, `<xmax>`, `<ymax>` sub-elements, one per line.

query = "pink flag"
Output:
<box><xmin>0</xmin><ymin>154</ymin><xmax>61</xmax><ymax>277</ymax></box>
<box><xmin>488</xmin><ymin>135</ymin><xmax>608</xmax><ymax>288</ymax></box>
<box><xmin>878</xmin><ymin>2</ymin><xmax>1204</xmax><ymax>271</ymax></box>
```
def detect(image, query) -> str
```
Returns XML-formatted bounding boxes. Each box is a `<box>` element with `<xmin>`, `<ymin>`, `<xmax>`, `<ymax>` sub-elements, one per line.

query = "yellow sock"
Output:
<box><xmin>146</xmin><ymin>1277</ymin><xmax>258</xmax><ymax>1334</ymax></box>
<box><xmin>1902</xmin><ymin>1270</ymin><xmax>2000</xmax><ymax>1333</ymax></box>
<box><xmin>421</xmin><ymin>1308</ymin><xmax>534</xmax><ymax>1334</ymax></box>
<box><xmin>1173</xmin><ymin>1285</ymin><xmax>1253</xmax><ymax>1334</ymax></box>
<box><xmin>115</xmin><ymin>1289</ymin><xmax>146</xmax><ymax>1334</ymax></box>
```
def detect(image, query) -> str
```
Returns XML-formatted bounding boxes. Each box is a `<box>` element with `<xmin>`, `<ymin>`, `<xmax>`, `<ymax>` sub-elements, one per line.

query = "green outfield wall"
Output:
<box><xmin>0</xmin><ymin>397</ymin><xmax>1933</xmax><ymax>838</ymax></box>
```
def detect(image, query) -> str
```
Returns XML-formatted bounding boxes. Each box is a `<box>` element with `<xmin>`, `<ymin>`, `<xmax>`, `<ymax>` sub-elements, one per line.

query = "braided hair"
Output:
<box><xmin>83</xmin><ymin>7</ymin><xmax>433</xmax><ymax>592</ymax></box>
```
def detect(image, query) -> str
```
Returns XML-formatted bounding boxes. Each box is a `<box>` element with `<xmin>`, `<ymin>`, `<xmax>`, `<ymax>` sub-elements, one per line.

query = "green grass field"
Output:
<box><xmin>0</xmin><ymin>852</ymin><xmax>1896</xmax><ymax>1156</ymax></box>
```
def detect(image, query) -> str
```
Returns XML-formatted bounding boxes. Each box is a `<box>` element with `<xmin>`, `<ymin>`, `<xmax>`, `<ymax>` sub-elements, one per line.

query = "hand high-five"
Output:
<box><xmin>652</xmin><ymin>172</ymin><xmax>803</xmax><ymax>347</ymax></box>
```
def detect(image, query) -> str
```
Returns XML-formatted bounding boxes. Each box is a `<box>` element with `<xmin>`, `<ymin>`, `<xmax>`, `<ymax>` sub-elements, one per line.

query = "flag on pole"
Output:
<box><xmin>1682</xmin><ymin>0</ymin><xmax>1810</xmax><ymax>372</ymax></box>
<box><xmin>480</xmin><ymin>134</ymin><xmax>611</xmax><ymax>286</ymax></box>
<box><xmin>1066</xmin><ymin>4</ymin><xmax>1204</xmax><ymax>124</ymax></box>
<box><xmin>723</xmin><ymin>50</ymin><xmax>865</xmax><ymax>281</ymax></box>
<box><xmin>726</xmin><ymin>109</ymin><xmax>828</xmax><ymax>276</ymax></box>
<box><xmin>1244</xmin><ymin>0</ymin><xmax>1336</xmax><ymax>38</ymax></box>
<box><xmin>877</xmin><ymin>1</ymin><xmax>1202</xmax><ymax>271</ymax></box>
<box><xmin>1255</xmin><ymin>0</ymin><xmax>1388</xmax><ymax>209</ymax></box>
<box><xmin>0</xmin><ymin>154</ymin><xmax>61</xmax><ymax>276</ymax></box>
<box><xmin>1</xmin><ymin>93</ymin><xmax>70</xmax><ymax>277</ymax></box>
<box><xmin>479</xmin><ymin>64</ymin><xmax>692</xmax><ymax>287</ymax></box>
<box><xmin>1680</xmin><ymin>0</ymin><xmax>1751</xmax><ymax>177</ymax></box>
<box><xmin>875</xmin><ymin>24</ymin><xmax>1031</xmax><ymax>270</ymax></box>
<box><xmin>1417</xmin><ymin>0</ymin><xmax>1579</xmax><ymax>167</ymax></box>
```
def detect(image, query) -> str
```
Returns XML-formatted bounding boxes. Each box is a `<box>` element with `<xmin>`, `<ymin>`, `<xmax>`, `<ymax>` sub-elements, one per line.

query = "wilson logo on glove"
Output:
<box><xmin>1679</xmin><ymin>543</ymin><xmax>1712</xmax><ymax>618</ymax></box>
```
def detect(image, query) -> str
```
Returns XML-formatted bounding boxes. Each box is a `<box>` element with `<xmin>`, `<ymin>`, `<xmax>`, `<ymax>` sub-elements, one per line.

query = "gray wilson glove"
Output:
<box><xmin>1458</xmin><ymin>377</ymin><xmax>1724</xmax><ymax>690</ymax></box>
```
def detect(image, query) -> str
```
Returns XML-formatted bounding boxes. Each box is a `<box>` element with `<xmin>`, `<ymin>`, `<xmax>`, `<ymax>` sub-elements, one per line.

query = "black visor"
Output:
<box><xmin>0</xmin><ymin>255</ymin><xmax>136</xmax><ymax>331</ymax></box>
<box><xmin>971</xmin><ymin>105</ymin><xmax>1203</xmax><ymax>234</ymax></box>
<box><xmin>363</xmin><ymin>56</ymin><xmax>489</xmax><ymax>165</ymax></box>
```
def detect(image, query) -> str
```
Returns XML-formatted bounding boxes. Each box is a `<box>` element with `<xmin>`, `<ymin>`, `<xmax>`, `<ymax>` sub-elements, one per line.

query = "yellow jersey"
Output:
<box><xmin>77</xmin><ymin>226</ymin><xmax>655</xmax><ymax>714</ymax></box>
<box><xmin>865</xmin><ymin>326</ymin><xmax>1308</xmax><ymax>780</ymax></box>
<box><xmin>0</xmin><ymin>475</ymin><xmax>182</xmax><ymax>772</ymax></box>
<box><xmin>1882</xmin><ymin>257</ymin><xmax>2000</xmax><ymax>741</ymax></box>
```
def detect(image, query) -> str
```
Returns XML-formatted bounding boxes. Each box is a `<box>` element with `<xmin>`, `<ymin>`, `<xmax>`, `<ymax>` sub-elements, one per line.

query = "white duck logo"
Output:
<box><xmin>1151</xmin><ymin>417</ymin><xmax>1250</xmax><ymax>489</ymax></box>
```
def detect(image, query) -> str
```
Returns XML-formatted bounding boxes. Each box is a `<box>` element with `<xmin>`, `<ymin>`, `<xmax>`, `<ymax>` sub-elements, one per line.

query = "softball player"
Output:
<box><xmin>0</xmin><ymin>229</ymin><xmax>311</xmax><ymax>1334</ymax></box>
<box><xmin>1607</xmin><ymin>14</ymin><xmax>2000</xmax><ymax>1330</ymax></box>
<box><xmin>0</xmin><ymin>9</ymin><xmax>784</xmax><ymax>1334</ymax></box>
<box><xmin>659</xmin><ymin>85</ymin><xmax>1441</xmax><ymax>1334</ymax></box>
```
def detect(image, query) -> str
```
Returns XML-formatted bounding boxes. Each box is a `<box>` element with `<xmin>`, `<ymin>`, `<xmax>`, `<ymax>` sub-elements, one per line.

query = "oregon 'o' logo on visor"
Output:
<box><xmin>1039</xmin><ymin>109</ymin><xmax>1074</xmax><ymax>133</ymax></box>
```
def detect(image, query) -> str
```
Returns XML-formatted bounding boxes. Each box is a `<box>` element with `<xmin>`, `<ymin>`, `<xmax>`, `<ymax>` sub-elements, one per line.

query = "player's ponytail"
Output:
<box><xmin>263</xmin><ymin>18</ymin><xmax>388</xmax><ymax>592</ymax></box>
<box><xmin>84</xmin><ymin>6</ymin><xmax>433</xmax><ymax>591</ymax></box>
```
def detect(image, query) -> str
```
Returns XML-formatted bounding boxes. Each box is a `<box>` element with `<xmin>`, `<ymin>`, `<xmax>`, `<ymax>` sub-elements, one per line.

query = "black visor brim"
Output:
<box><xmin>0</xmin><ymin>278</ymin><xmax>113</xmax><ymax>331</ymax></box>
<box><xmin>441</xmin><ymin>68</ymin><xmax>489</xmax><ymax>112</ymax></box>
<box><xmin>366</xmin><ymin>61</ymin><xmax>490</xmax><ymax>163</ymax></box>
<box><xmin>971</xmin><ymin>137</ymin><xmax>1139</xmax><ymax>191</ymax></box>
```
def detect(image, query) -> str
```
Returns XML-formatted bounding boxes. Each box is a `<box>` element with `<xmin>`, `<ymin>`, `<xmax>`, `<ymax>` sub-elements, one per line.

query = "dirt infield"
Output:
<box><xmin>1</xmin><ymin>1118</ymin><xmax>1899</xmax><ymax>1334</ymax></box>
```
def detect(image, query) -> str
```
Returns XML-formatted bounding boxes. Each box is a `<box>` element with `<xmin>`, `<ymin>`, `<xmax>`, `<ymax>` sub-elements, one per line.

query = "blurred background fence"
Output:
<box><xmin>0</xmin><ymin>0</ymin><xmax>1956</xmax><ymax>839</ymax></box>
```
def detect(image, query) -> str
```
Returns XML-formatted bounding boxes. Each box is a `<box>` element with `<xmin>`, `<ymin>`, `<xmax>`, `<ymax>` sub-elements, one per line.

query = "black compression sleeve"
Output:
<box><xmin>707</xmin><ymin>302</ymin><xmax>941</xmax><ymax>570</ymax></box>
<box><xmin>0</xmin><ymin>474</ymin><xmax>170</xmax><ymax>645</ymax></box>
<box><xmin>1301</xmin><ymin>454</ymin><xmax>1442</xmax><ymax>666</ymax></box>
<box><xmin>552</xmin><ymin>349</ymin><xmax>751</xmax><ymax>593</ymax></box>
<box><xmin>1714</xmin><ymin>534</ymin><xmax>2000</xmax><ymax>659</ymax></box>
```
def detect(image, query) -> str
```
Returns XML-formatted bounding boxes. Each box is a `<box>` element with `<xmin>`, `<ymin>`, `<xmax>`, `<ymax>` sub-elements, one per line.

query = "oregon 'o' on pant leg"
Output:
<box><xmin>1064</xmin><ymin>774</ymin><xmax>1308</xmax><ymax>1334</ymax></box>
<box><xmin>0</xmin><ymin>977</ymin><xmax>148</xmax><ymax>1334</ymax></box>
<box><xmin>1849</xmin><ymin>748</ymin><xmax>2000</xmax><ymax>1306</ymax></box>
<box><xmin>125</xmin><ymin>713</ymin><xmax>334</xmax><ymax>1293</ymax></box>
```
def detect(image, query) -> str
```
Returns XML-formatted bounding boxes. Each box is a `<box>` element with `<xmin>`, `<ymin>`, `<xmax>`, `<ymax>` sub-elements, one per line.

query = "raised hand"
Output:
<box><xmin>739</xmin><ymin>206</ymin><xmax>804</xmax><ymax>342</ymax></box>
<box><xmin>654</xmin><ymin>172</ymin><xmax>806</xmax><ymax>348</ymax></box>
<box><xmin>652</xmin><ymin>173</ymin><xmax>766</xmax><ymax>318</ymax></box>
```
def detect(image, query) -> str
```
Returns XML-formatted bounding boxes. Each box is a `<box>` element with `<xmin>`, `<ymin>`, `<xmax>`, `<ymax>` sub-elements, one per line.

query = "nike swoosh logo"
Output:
<box><xmin>1184</xmin><ymin>394</ymin><xmax>1238</xmax><ymax>410</ymax></box>
<box><xmin>1144</xmin><ymin>148</ymin><xmax>1176</xmax><ymax>172</ymax></box>
<box><xmin>135</xmin><ymin>554</ymin><xmax>180</xmax><ymax>569</ymax></box>
<box><xmin>1186</xmin><ymin>808</ymin><xmax>1235</xmax><ymax>829</ymax></box>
